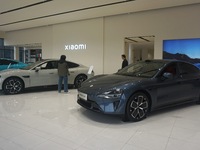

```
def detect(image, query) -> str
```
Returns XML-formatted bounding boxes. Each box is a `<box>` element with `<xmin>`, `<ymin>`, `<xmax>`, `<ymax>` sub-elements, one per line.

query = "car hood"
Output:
<box><xmin>79</xmin><ymin>74</ymin><xmax>144</xmax><ymax>93</ymax></box>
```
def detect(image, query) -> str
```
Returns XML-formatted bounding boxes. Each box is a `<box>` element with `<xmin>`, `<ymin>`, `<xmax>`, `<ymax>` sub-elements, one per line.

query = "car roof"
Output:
<box><xmin>0</xmin><ymin>58</ymin><xmax>22</xmax><ymax>63</ymax></box>
<box><xmin>41</xmin><ymin>59</ymin><xmax>81</xmax><ymax>64</ymax></box>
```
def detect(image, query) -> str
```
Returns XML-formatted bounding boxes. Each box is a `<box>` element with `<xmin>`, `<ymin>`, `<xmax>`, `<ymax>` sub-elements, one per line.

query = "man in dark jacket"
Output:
<box><xmin>121</xmin><ymin>54</ymin><xmax>128</xmax><ymax>69</ymax></box>
<box><xmin>58</xmin><ymin>55</ymin><xmax>70</xmax><ymax>93</ymax></box>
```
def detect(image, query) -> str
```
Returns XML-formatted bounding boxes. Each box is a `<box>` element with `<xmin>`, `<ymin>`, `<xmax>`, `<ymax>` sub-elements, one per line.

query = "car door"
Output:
<box><xmin>176</xmin><ymin>62</ymin><xmax>200</xmax><ymax>100</ymax></box>
<box><xmin>29</xmin><ymin>61</ymin><xmax>58</xmax><ymax>87</ymax></box>
<box><xmin>67</xmin><ymin>61</ymin><xmax>80</xmax><ymax>84</ymax></box>
<box><xmin>155</xmin><ymin>62</ymin><xmax>185</xmax><ymax>107</ymax></box>
<box><xmin>155</xmin><ymin>62</ymin><xmax>200</xmax><ymax>107</ymax></box>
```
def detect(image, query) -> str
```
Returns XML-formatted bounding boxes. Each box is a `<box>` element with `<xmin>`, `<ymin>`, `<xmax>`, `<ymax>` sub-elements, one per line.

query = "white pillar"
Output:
<box><xmin>14</xmin><ymin>46</ymin><xmax>19</xmax><ymax>60</ymax></box>
<box><xmin>128</xmin><ymin>44</ymin><xmax>134</xmax><ymax>64</ymax></box>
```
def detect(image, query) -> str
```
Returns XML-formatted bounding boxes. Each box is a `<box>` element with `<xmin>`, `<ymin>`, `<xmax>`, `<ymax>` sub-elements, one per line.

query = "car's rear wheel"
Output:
<box><xmin>126</xmin><ymin>92</ymin><xmax>149</xmax><ymax>122</ymax></box>
<box><xmin>196</xmin><ymin>94</ymin><xmax>200</xmax><ymax>104</ymax></box>
<box><xmin>74</xmin><ymin>74</ymin><xmax>87</xmax><ymax>88</ymax></box>
<box><xmin>3</xmin><ymin>77</ymin><xmax>24</xmax><ymax>95</ymax></box>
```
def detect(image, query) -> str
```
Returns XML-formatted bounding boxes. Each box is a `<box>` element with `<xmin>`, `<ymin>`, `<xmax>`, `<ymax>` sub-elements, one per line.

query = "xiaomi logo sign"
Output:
<box><xmin>65</xmin><ymin>44</ymin><xmax>87</xmax><ymax>50</ymax></box>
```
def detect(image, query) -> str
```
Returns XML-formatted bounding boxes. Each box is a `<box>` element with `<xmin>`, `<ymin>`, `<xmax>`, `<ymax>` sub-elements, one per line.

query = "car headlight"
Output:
<box><xmin>97</xmin><ymin>88</ymin><xmax>123</xmax><ymax>99</ymax></box>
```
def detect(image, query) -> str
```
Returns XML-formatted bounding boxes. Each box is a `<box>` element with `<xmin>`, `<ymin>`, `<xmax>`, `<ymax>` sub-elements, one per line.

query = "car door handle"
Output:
<box><xmin>70</xmin><ymin>71</ymin><xmax>74</xmax><ymax>73</ymax></box>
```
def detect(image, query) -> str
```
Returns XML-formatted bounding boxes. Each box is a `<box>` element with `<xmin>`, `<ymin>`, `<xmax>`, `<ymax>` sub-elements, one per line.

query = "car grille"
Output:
<box><xmin>77</xmin><ymin>98</ymin><xmax>102</xmax><ymax>112</ymax></box>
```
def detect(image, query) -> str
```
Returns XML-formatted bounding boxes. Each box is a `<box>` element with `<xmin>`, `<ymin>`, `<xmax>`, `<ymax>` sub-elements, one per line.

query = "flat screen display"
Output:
<box><xmin>163</xmin><ymin>38</ymin><xmax>200</xmax><ymax>69</ymax></box>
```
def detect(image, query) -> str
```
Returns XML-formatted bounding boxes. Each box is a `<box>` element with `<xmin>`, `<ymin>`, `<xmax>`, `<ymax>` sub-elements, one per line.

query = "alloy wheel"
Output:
<box><xmin>3</xmin><ymin>78</ymin><xmax>23</xmax><ymax>94</ymax></box>
<box><xmin>126</xmin><ymin>92</ymin><xmax>149</xmax><ymax>121</ymax></box>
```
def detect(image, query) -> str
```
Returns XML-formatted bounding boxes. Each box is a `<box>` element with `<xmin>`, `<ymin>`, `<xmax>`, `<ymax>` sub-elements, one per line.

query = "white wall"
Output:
<box><xmin>51</xmin><ymin>18</ymin><xmax>104</xmax><ymax>75</ymax></box>
<box><xmin>103</xmin><ymin>4</ymin><xmax>200</xmax><ymax>73</ymax></box>
<box><xmin>4</xmin><ymin>4</ymin><xmax>200</xmax><ymax>75</ymax></box>
<box><xmin>5</xmin><ymin>26</ymin><xmax>53</xmax><ymax>58</ymax></box>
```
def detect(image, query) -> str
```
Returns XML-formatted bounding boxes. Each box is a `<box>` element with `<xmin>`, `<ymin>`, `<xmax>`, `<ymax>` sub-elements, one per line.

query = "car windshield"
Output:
<box><xmin>21</xmin><ymin>60</ymin><xmax>44</xmax><ymax>70</ymax></box>
<box><xmin>116</xmin><ymin>60</ymin><xmax>166</xmax><ymax>78</ymax></box>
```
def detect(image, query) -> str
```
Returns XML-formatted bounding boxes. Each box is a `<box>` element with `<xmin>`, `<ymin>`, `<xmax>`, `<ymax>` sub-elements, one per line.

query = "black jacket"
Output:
<box><xmin>122</xmin><ymin>59</ymin><xmax>128</xmax><ymax>68</ymax></box>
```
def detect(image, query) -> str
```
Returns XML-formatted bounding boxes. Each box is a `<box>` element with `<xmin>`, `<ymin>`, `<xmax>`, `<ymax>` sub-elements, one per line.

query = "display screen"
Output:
<box><xmin>163</xmin><ymin>38</ymin><xmax>200</xmax><ymax>69</ymax></box>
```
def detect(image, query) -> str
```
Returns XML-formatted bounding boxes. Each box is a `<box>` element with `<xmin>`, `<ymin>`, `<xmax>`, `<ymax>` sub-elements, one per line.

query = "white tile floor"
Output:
<box><xmin>0</xmin><ymin>89</ymin><xmax>200</xmax><ymax>150</ymax></box>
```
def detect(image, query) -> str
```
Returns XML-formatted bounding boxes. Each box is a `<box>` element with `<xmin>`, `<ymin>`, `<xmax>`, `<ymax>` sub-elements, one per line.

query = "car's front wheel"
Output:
<box><xmin>3</xmin><ymin>77</ymin><xmax>24</xmax><ymax>95</ymax></box>
<box><xmin>74</xmin><ymin>74</ymin><xmax>87</xmax><ymax>88</ymax></box>
<box><xmin>126</xmin><ymin>92</ymin><xmax>149</xmax><ymax>122</ymax></box>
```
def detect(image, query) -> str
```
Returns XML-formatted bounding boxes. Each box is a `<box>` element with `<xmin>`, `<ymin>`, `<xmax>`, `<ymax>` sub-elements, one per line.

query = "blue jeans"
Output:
<box><xmin>58</xmin><ymin>76</ymin><xmax>68</xmax><ymax>92</ymax></box>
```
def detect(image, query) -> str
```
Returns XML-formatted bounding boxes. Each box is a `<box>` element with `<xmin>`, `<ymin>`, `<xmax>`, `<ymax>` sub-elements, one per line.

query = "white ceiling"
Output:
<box><xmin>0</xmin><ymin>0</ymin><xmax>200</xmax><ymax>32</ymax></box>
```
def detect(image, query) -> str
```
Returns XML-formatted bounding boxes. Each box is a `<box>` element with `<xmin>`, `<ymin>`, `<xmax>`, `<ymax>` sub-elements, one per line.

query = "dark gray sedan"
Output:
<box><xmin>77</xmin><ymin>59</ymin><xmax>200</xmax><ymax>122</ymax></box>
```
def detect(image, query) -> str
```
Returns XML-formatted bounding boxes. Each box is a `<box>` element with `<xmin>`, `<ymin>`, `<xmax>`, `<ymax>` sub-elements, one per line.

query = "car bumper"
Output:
<box><xmin>77</xmin><ymin>92</ymin><xmax>125</xmax><ymax>115</ymax></box>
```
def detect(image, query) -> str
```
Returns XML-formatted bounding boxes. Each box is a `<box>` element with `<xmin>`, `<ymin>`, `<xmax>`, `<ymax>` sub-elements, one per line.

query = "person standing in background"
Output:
<box><xmin>57</xmin><ymin>55</ymin><xmax>70</xmax><ymax>93</ymax></box>
<box><xmin>121</xmin><ymin>54</ymin><xmax>128</xmax><ymax>69</ymax></box>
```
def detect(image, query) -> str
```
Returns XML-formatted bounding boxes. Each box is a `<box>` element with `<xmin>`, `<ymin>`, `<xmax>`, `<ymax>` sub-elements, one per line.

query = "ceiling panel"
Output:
<box><xmin>0</xmin><ymin>0</ymin><xmax>45</xmax><ymax>13</ymax></box>
<box><xmin>0</xmin><ymin>0</ymin><xmax>200</xmax><ymax>32</ymax></box>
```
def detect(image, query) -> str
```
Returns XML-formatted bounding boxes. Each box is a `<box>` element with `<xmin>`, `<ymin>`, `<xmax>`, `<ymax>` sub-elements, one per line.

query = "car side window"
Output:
<box><xmin>162</xmin><ymin>63</ymin><xmax>177</xmax><ymax>76</ymax></box>
<box><xmin>67</xmin><ymin>61</ymin><xmax>79</xmax><ymax>68</ymax></box>
<box><xmin>178</xmin><ymin>62</ymin><xmax>199</xmax><ymax>75</ymax></box>
<box><xmin>51</xmin><ymin>61</ymin><xmax>58</xmax><ymax>68</ymax></box>
<box><xmin>39</xmin><ymin>61</ymin><xmax>56</xmax><ymax>69</ymax></box>
<box><xmin>158</xmin><ymin>63</ymin><xmax>178</xmax><ymax>79</ymax></box>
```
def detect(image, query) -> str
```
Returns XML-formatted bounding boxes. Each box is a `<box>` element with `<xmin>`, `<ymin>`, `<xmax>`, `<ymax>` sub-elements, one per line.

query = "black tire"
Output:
<box><xmin>126</xmin><ymin>92</ymin><xmax>149</xmax><ymax>122</ymax></box>
<box><xmin>196</xmin><ymin>94</ymin><xmax>200</xmax><ymax>104</ymax></box>
<box><xmin>74</xmin><ymin>75</ymin><xmax>87</xmax><ymax>88</ymax></box>
<box><xmin>3</xmin><ymin>77</ymin><xmax>24</xmax><ymax>95</ymax></box>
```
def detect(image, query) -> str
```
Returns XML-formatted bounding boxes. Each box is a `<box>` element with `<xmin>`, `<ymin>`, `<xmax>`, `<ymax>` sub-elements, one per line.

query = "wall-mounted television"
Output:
<box><xmin>163</xmin><ymin>38</ymin><xmax>200</xmax><ymax>69</ymax></box>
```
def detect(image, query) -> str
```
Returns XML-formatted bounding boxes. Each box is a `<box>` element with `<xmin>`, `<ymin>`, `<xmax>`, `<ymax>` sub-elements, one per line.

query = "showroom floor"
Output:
<box><xmin>0</xmin><ymin>89</ymin><xmax>200</xmax><ymax>150</ymax></box>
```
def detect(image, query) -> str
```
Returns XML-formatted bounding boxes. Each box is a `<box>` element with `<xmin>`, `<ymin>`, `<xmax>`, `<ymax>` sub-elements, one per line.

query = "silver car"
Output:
<box><xmin>0</xmin><ymin>59</ymin><xmax>94</xmax><ymax>94</ymax></box>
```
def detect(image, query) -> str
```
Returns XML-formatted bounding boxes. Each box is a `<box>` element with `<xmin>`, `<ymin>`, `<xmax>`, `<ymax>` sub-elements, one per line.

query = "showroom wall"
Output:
<box><xmin>51</xmin><ymin>18</ymin><xmax>104</xmax><ymax>74</ymax></box>
<box><xmin>4</xmin><ymin>26</ymin><xmax>53</xmax><ymax>58</ymax></box>
<box><xmin>4</xmin><ymin>3</ymin><xmax>200</xmax><ymax>74</ymax></box>
<box><xmin>103</xmin><ymin>4</ymin><xmax>200</xmax><ymax>73</ymax></box>
<box><xmin>5</xmin><ymin>19</ymin><xmax>104</xmax><ymax>74</ymax></box>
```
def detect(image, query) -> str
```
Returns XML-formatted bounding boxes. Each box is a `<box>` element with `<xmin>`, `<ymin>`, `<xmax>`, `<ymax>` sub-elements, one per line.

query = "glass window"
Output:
<box><xmin>67</xmin><ymin>61</ymin><xmax>79</xmax><ymax>68</ymax></box>
<box><xmin>4</xmin><ymin>49</ymin><xmax>14</xmax><ymax>59</ymax></box>
<box><xmin>51</xmin><ymin>61</ymin><xmax>58</xmax><ymax>68</ymax></box>
<box><xmin>162</xmin><ymin>63</ymin><xmax>177</xmax><ymax>76</ymax></box>
<box><xmin>0</xmin><ymin>49</ymin><xmax>4</xmax><ymax>58</ymax></box>
<box><xmin>117</xmin><ymin>60</ymin><xmax>166</xmax><ymax>78</ymax></box>
<box><xmin>0</xmin><ymin>38</ymin><xmax>4</xmax><ymax>46</ymax></box>
<box><xmin>38</xmin><ymin>61</ymin><xmax>58</xmax><ymax>69</ymax></box>
<box><xmin>178</xmin><ymin>62</ymin><xmax>199</xmax><ymax>74</ymax></box>
<box><xmin>19</xmin><ymin>47</ymin><xmax>24</xmax><ymax>62</ymax></box>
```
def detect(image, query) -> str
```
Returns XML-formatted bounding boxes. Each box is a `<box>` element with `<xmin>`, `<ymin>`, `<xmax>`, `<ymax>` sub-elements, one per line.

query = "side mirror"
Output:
<box><xmin>162</xmin><ymin>72</ymin><xmax>173</xmax><ymax>79</ymax></box>
<box><xmin>35</xmin><ymin>67</ymin><xmax>41</xmax><ymax>72</ymax></box>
